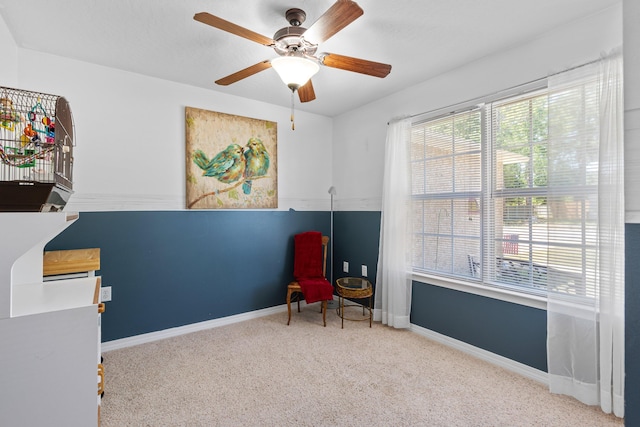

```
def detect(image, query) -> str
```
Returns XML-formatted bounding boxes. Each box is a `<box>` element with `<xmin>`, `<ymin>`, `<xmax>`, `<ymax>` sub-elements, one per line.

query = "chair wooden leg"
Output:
<box><xmin>286</xmin><ymin>288</ymin><xmax>292</xmax><ymax>325</ymax></box>
<box><xmin>288</xmin><ymin>287</ymin><xmax>329</xmax><ymax>327</ymax></box>
<box><xmin>322</xmin><ymin>300</ymin><xmax>327</xmax><ymax>327</ymax></box>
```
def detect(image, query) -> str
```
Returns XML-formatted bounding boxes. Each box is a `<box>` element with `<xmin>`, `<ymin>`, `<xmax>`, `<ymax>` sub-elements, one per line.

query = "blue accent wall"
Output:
<box><xmin>46</xmin><ymin>211</ymin><xmax>329</xmax><ymax>342</ymax></box>
<box><xmin>626</xmin><ymin>224</ymin><xmax>640</xmax><ymax>425</ymax></box>
<box><xmin>44</xmin><ymin>209</ymin><xmax>640</xmax><ymax>418</ymax></box>
<box><xmin>410</xmin><ymin>283</ymin><xmax>547</xmax><ymax>371</ymax></box>
<box><xmin>332</xmin><ymin>211</ymin><xmax>381</xmax><ymax>297</ymax></box>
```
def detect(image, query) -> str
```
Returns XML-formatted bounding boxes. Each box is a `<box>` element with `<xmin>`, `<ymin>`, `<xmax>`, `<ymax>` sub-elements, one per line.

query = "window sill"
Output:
<box><xmin>411</xmin><ymin>272</ymin><xmax>547</xmax><ymax>311</ymax></box>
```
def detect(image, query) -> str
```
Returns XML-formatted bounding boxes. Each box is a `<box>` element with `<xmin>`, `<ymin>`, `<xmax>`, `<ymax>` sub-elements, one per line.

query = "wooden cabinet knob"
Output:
<box><xmin>97</xmin><ymin>364</ymin><xmax>105</xmax><ymax>395</ymax></box>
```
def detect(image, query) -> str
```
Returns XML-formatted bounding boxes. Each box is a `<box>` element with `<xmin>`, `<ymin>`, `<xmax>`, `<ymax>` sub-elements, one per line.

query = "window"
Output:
<box><xmin>411</xmin><ymin>84</ymin><xmax>598</xmax><ymax>297</ymax></box>
<box><xmin>411</xmin><ymin>109</ymin><xmax>482</xmax><ymax>277</ymax></box>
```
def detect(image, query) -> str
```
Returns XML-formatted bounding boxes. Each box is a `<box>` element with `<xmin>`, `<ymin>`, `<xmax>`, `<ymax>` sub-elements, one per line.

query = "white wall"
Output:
<box><xmin>624</xmin><ymin>0</ymin><xmax>640</xmax><ymax>222</ymax></box>
<box><xmin>0</xmin><ymin>14</ymin><xmax>18</xmax><ymax>86</ymax></box>
<box><xmin>332</xmin><ymin>4</ymin><xmax>622</xmax><ymax>211</ymax></box>
<box><xmin>13</xmin><ymin>50</ymin><xmax>333</xmax><ymax>211</ymax></box>
<box><xmin>5</xmin><ymin>4</ymin><xmax>626</xmax><ymax>214</ymax></box>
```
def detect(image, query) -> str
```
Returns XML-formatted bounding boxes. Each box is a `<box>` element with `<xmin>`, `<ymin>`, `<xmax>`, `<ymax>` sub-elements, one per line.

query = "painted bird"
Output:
<box><xmin>193</xmin><ymin>144</ymin><xmax>246</xmax><ymax>184</ymax></box>
<box><xmin>242</xmin><ymin>137</ymin><xmax>270</xmax><ymax>194</ymax></box>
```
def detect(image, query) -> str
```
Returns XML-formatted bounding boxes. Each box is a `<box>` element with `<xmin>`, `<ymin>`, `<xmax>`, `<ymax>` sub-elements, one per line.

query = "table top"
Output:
<box><xmin>336</xmin><ymin>277</ymin><xmax>372</xmax><ymax>290</ymax></box>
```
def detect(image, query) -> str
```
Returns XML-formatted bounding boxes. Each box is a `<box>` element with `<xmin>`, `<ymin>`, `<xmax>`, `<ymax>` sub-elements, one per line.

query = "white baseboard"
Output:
<box><xmin>102</xmin><ymin>297</ymin><xmax>339</xmax><ymax>353</ymax></box>
<box><xmin>410</xmin><ymin>323</ymin><xmax>548</xmax><ymax>385</ymax></box>
<box><xmin>102</xmin><ymin>304</ymin><xmax>287</xmax><ymax>352</ymax></box>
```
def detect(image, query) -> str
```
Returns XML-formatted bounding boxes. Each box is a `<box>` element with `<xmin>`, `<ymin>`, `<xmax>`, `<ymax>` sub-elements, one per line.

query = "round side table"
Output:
<box><xmin>335</xmin><ymin>277</ymin><xmax>373</xmax><ymax>329</ymax></box>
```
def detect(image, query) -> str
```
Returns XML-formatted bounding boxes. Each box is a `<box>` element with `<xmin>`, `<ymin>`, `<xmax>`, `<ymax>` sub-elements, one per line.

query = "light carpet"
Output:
<box><xmin>101</xmin><ymin>304</ymin><xmax>623</xmax><ymax>426</ymax></box>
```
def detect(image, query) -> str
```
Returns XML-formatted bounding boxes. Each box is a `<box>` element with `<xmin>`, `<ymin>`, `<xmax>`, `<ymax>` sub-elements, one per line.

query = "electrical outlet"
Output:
<box><xmin>362</xmin><ymin>265</ymin><xmax>368</xmax><ymax>277</ymax></box>
<box><xmin>101</xmin><ymin>286</ymin><xmax>112</xmax><ymax>302</ymax></box>
<box><xmin>343</xmin><ymin>261</ymin><xmax>349</xmax><ymax>273</ymax></box>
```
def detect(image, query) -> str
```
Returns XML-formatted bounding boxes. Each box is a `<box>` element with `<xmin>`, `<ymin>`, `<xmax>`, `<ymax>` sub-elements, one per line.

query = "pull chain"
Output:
<box><xmin>290</xmin><ymin>90</ymin><xmax>295</xmax><ymax>131</ymax></box>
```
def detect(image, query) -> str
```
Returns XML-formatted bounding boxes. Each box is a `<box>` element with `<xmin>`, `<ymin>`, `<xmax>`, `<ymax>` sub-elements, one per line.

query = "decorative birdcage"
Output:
<box><xmin>0</xmin><ymin>86</ymin><xmax>74</xmax><ymax>212</ymax></box>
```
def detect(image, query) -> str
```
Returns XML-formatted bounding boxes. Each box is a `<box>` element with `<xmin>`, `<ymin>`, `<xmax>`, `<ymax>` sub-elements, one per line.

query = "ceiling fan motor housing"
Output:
<box><xmin>273</xmin><ymin>26</ymin><xmax>317</xmax><ymax>57</ymax></box>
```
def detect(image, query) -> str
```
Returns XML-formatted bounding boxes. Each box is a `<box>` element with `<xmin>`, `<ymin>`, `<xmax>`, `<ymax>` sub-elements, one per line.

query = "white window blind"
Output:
<box><xmin>488</xmin><ymin>90</ymin><xmax>550</xmax><ymax>293</ymax></box>
<box><xmin>411</xmin><ymin>109</ymin><xmax>482</xmax><ymax>278</ymax></box>
<box><xmin>411</xmin><ymin>83</ymin><xmax>599</xmax><ymax>298</ymax></box>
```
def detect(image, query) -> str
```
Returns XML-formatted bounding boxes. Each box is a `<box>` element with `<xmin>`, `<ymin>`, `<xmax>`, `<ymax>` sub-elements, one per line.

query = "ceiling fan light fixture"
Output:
<box><xmin>271</xmin><ymin>56</ymin><xmax>319</xmax><ymax>91</ymax></box>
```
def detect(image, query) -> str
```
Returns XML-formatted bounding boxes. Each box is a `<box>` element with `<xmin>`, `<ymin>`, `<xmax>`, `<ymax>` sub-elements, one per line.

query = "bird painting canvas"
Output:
<box><xmin>185</xmin><ymin>108</ymin><xmax>277</xmax><ymax>209</ymax></box>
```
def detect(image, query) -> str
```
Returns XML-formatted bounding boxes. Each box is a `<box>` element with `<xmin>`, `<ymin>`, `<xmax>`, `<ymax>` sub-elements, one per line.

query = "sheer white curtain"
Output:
<box><xmin>374</xmin><ymin>118</ymin><xmax>412</xmax><ymax>328</ymax></box>
<box><xmin>546</xmin><ymin>51</ymin><xmax>624</xmax><ymax>417</ymax></box>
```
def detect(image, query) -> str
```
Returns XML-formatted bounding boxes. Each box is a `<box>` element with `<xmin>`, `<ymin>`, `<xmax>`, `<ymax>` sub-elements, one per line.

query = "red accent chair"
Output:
<box><xmin>286</xmin><ymin>232</ymin><xmax>333</xmax><ymax>326</ymax></box>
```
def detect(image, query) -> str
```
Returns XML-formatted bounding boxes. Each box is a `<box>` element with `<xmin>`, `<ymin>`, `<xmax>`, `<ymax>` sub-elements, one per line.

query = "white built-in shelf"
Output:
<box><xmin>11</xmin><ymin>276</ymin><xmax>99</xmax><ymax>317</ymax></box>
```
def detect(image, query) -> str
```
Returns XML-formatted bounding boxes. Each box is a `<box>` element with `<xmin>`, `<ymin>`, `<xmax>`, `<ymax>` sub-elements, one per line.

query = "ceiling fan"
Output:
<box><xmin>194</xmin><ymin>0</ymin><xmax>392</xmax><ymax>104</ymax></box>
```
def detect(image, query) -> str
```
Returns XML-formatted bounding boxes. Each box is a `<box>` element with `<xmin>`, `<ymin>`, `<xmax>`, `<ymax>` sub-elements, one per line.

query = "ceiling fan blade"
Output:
<box><xmin>194</xmin><ymin>12</ymin><xmax>275</xmax><ymax>46</ymax></box>
<box><xmin>303</xmin><ymin>0</ymin><xmax>363</xmax><ymax>44</ymax></box>
<box><xmin>298</xmin><ymin>80</ymin><xmax>316</xmax><ymax>103</ymax></box>
<box><xmin>321</xmin><ymin>53</ymin><xmax>391</xmax><ymax>78</ymax></box>
<box><xmin>215</xmin><ymin>60</ymin><xmax>272</xmax><ymax>86</ymax></box>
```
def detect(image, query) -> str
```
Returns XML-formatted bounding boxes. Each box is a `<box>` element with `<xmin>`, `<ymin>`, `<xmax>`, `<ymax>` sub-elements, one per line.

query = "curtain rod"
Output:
<box><xmin>389</xmin><ymin>55</ymin><xmax>605</xmax><ymax>125</ymax></box>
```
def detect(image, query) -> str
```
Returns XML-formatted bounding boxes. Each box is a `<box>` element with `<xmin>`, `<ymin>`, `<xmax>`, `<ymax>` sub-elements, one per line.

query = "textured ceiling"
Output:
<box><xmin>0</xmin><ymin>0</ymin><xmax>620</xmax><ymax>117</ymax></box>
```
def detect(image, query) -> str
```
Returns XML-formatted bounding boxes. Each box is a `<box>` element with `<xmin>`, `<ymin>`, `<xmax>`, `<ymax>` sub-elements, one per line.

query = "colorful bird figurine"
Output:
<box><xmin>193</xmin><ymin>144</ymin><xmax>246</xmax><ymax>184</ymax></box>
<box><xmin>242</xmin><ymin>137</ymin><xmax>270</xmax><ymax>194</ymax></box>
